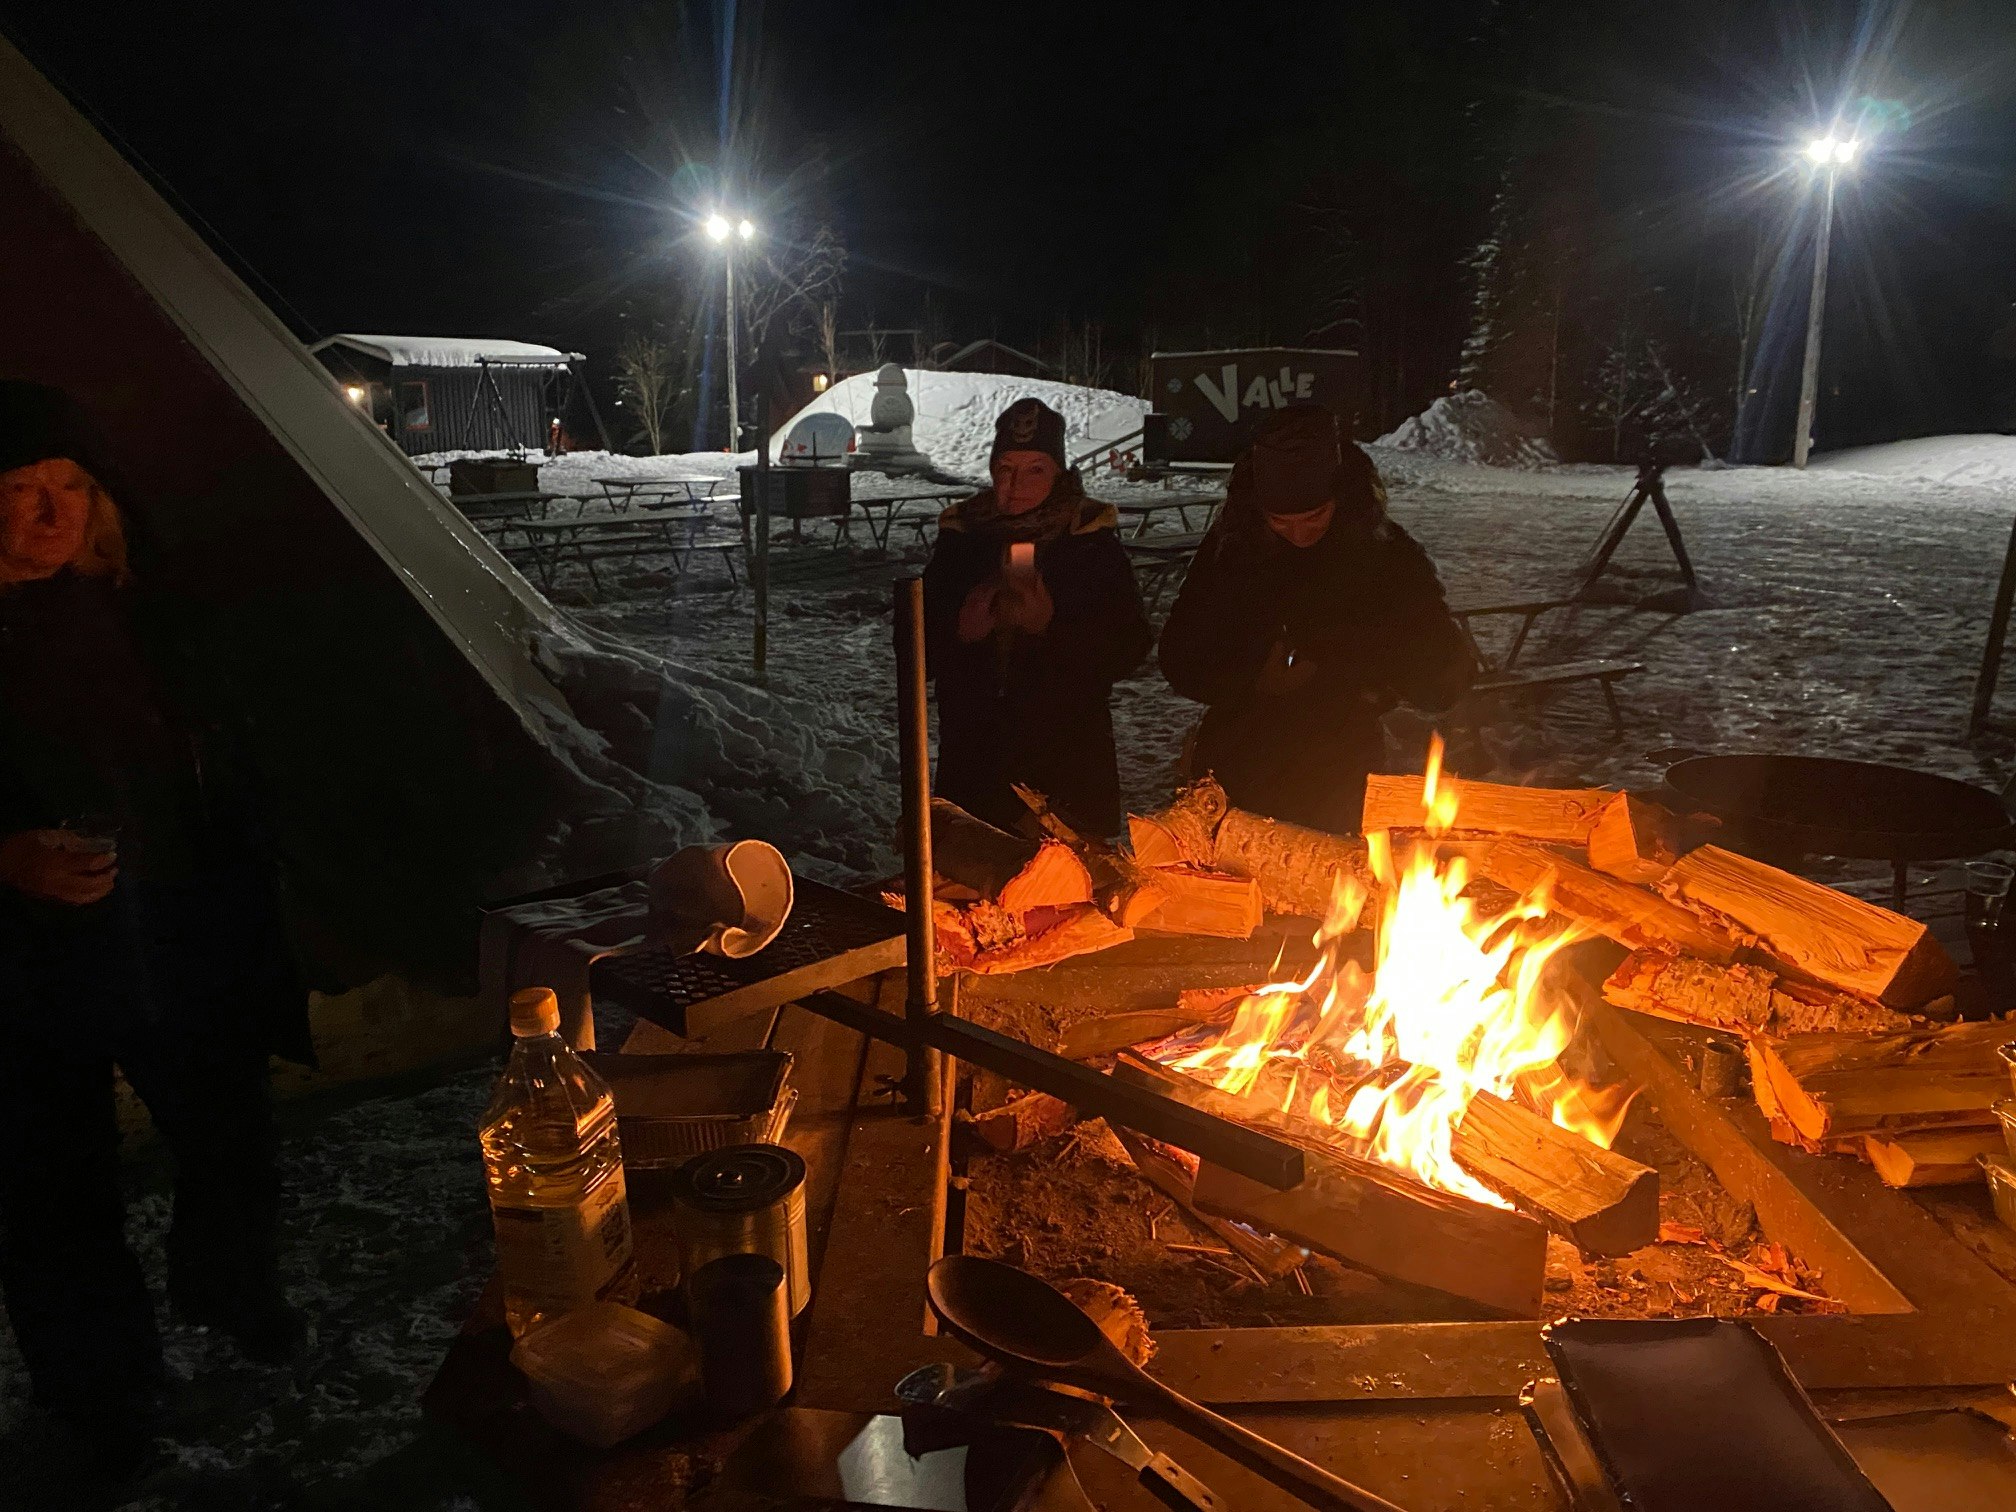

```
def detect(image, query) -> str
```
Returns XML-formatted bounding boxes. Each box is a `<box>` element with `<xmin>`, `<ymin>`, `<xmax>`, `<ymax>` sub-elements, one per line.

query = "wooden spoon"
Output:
<box><xmin>927</xmin><ymin>1255</ymin><xmax>1407</xmax><ymax>1512</ymax></box>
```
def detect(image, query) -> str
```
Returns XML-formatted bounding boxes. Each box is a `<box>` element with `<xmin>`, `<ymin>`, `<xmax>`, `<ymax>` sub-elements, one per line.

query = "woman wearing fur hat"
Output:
<box><xmin>923</xmin><ymin>397</ymin><xmax>1152</xmax><ymax>836</ymax></box>
<box><xmin>0</xmin><ymin>382</ymin><xmax>304</xmax><ymax>1473</ymax></box>
<box><xmin>1159</xmin><ymin>403</ymin><xmax>1472</xmax><ymax>833</ymax></box>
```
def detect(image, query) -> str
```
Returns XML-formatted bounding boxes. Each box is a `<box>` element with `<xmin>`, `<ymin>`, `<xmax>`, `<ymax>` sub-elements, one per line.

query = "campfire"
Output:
<box><xmin>1139</xmin><ymin>740</ymin><xmax>1634</xmax><ymax>1212</ymax></box>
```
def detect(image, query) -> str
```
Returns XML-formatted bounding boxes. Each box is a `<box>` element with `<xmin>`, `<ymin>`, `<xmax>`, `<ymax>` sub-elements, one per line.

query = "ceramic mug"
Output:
<box><xmin>649</xmin><ymin>840</ymin><xmax>795</xmax><ymax>959</ymax></box>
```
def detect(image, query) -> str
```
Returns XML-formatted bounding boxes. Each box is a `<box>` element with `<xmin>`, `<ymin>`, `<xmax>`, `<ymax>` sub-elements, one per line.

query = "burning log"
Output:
<box><xmin>1114</xmin><ymin>1129</ymin><xmax>1306</xmax><ymax>1282</ymax></box>
<box><xmin>1449</xmin><ymin>1091</ymin><xmax>1659</xmax><ymax>1257</ymax></box>
<box><xmin>1584</xmin><ymin>793</ymin><xmax>1680</xmax><ymax>885</ymax></box>
<box><xmin>1862</xmin><ymin>1127</ymin><xmax>2003</xmax><ymax>1188</ymax></box>
<box><xmin>1603</xmin><ymin>950</ymin><xmax>1913</xmax><ymax>1037</ymax></box>
<box><xmin>1656</xmin><ymin>846</ymin><xmax>1957</xmax><ymax>1010</ymax></box>
<box><xmin>1193</xmin><ymin>1151</ymin><xmax>1548</xmax><ymax>1318</ymax></box>
<box><xmin>967</xmin><ymin>1092</ymin><xmax>1075</xmax><ymax>1152</ymax></box>
<box><xmin>1130</xmin><ymin>866</ymin><xmax>1263</xmax><ymax>939</ymax></box>
<box><xmin>1746</xmin><ymin>1020</ymin><xmax>2011</xmax><ymax>1143</ymax></box>
<box><xmin>1363</xmin><ymin>774</ymin><xmax>1615</xmax><ymax>844</ymax></box>
<box><xmin>1483</xmin><ymin>839</ymin><xmax>1739</xmax><ymax>962</ymax></box>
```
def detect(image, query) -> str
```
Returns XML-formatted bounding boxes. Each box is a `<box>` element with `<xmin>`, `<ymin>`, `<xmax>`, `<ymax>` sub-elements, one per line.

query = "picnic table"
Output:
<box><xmin>1447</xmin><ymin>595</ymin><xmax>1642</xmax><ymax>735</ymax></box>
<box><xmin>1114</xmin><ymin>491</ymin><xmax>1223</xmax><ymax>538</ymax></box>
<box><xmin>447</xmin><ymin>488</ymin><xmax>573</xmax><ymax>523</ymax></box>
<box><xmin>1121</xmin><ymin>529</ymin><xmax>1207</xmax><ymax>609</ymax></box>
<box><xmin>593</xmin><ymin>475</ymin><xmax>731</xmax><ymax>510</ymax></box>
<box><xmin>844</xmin><ymin>485</ymin><xmax>967</xmax><ymax>552</ymax></box>
<box><xmin>486</xmin><ymin>512</ymin><xmax>741</xmax><ymax>594</ymax></box>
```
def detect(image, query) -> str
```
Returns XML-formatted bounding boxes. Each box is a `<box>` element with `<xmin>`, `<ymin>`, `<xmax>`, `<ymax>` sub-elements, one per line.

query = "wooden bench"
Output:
<box><xmin>1468</xmin><ymin>657</ymin><xmax>1643</xmax><ymax>734</ymax></box>
<box><xmin>1122</xmin><ymin>530</ymin><xmax>1207</xmax><ymax>610</ymax></box>
<box><xmin>1449</xmin><ymin>596</ymin><xmax>1582</xmax><ymax>672</ymax></box>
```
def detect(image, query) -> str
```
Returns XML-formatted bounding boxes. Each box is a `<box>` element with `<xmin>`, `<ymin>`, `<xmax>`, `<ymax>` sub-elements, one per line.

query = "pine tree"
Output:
<box><xmin>1458</xmin><ymin>173</ymin><xmax>1514</xmax><ymax>391</ymax></box>
<box><xmin>1583</xmin><ymin>324</ymin><xmax>1655</xmax><ymax>462</ymax></box>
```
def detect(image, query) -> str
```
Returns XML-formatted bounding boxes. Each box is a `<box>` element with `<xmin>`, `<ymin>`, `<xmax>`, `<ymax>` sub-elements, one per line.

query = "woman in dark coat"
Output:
<box><xmin>0</xmin><ymin>383</ymin><xmax>304</xmax><ymax>1471</ymax></box>
<box><xmin>923</xmin><ymin>398</ymin><xmax>1152</xmax><ymax>836</ymax></box>
<box><xmin>1159</xmin><ymin>403</ymin><xmax>1473</xmax><ymax>833</ymax></box>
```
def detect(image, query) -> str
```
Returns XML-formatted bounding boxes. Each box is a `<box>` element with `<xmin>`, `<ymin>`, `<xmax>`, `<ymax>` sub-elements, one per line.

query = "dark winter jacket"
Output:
<box><xmin>923</xmin><ymin>477</ymin><xmax>1152</xmax><ymax>836</ymax></box>
<box><xmin>0</xmin><ymin>570</ymin><xmax>306</xmax><ymax>1058</ymax></box>
<box><xmin>1158</xmin><ymin>476</ymin><xmax>1473</xmax><ymax>834</ymax></box>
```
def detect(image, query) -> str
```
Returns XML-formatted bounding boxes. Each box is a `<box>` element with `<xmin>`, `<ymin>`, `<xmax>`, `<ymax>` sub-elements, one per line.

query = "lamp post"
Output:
<box><xmin>1792</xmin><ymin>133</ymin><xmax>1858</xmax><ymax>468</ymax></box>
<box><xmin>705</xmin><ymin>211</ymin><xmax>757</xmax><ymax>451</ymax></box>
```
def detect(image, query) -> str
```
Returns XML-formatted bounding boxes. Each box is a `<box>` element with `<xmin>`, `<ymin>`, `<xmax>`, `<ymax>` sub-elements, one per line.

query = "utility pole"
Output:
<box><xmin>723</xmin><ymin>247</ymin><xmax>740</xmax><ymax>452</ymax></box>
<box><xmin>1793</xmin><ymin>148</ymin><xmax>1849</xmax><ymax>468</ymax></box>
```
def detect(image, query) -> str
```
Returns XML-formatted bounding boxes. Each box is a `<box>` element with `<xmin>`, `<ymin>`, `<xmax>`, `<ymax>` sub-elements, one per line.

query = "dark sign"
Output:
<box><xmin>1146</xmin><ymin>347</ymin><xmax>1362</xmax><ymax>463</ymax></box>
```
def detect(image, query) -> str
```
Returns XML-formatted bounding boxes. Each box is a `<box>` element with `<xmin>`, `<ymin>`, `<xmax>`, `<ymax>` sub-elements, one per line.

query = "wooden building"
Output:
<box><xmin>309</xmin><ymin>334</ymin><xmax>587</xmax><ymax>455</ymax></box>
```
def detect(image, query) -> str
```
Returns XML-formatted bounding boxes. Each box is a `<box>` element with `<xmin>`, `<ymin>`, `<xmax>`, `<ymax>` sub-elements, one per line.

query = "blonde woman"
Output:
<box><xmin>0</xmin><ymin>382</ymin><xmax>304</xmax><ymax>1477</ymax></box>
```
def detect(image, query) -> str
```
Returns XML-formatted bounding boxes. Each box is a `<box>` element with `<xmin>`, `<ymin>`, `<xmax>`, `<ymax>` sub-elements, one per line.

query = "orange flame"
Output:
<box><xmin>1157</xmin><ymin>737</ymin><xmax>1633</xmax><ymax>1207</ymax></box>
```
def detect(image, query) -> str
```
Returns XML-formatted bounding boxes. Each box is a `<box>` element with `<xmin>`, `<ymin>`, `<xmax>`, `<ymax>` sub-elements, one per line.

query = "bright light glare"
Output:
<box><xmin>704</xmin><ymin>213</ymin><xmax>731</xmax><ymax>242</ymax></box>
<box><xmin>737</xmin><ymin>218</ymin><xmax>755</xmax><ymax>241</ymax></box>
<box><xmin>1804</xmin><ymin>135</ymin><xmax>1860</xmax><ymax>167</ymax></box>
<box><xmin>344</xmin><ymin>385</ymin><xmax>366</xmax><ymax>403</ymax></box>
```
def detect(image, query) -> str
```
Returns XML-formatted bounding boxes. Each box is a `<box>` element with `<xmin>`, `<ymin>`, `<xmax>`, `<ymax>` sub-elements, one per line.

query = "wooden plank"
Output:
<box><xmin>1363</xmin><ymin>774</ymin><xmax>1615</xmax><ymax>843</ymax></box>
<box><xmin>1193</xmin><ymin>1151</ymin><xmax>1549</xmax><ymax>1318</ymax></box>
<box><xmin>1584</xmin><ymin>793</ymin><xmax>1678</xmax><ymax>885</ymax></box>
<box><xmin>1657</xmin><ymin>845</ymin><xmax>1958</xmax><ymax>1009</ymax></box>
<box><xmin>1746</xmin><ymin>1021</ymin><xmax>2012</xmax><ymax>1142</ymax></box>
<box><xmin>1449</xmin><ymin>1090</ymin><xmax>1659</xmax><ymax>1257</ymax></box>
<box><xmin>1863</xmin><ymin>1127</ymin><xmax>2003</xmax><ymax>1188</ymax></box>
<box><xmin>1484</xmin><ymin>839</ymin><xmax>1739</xmax><ymax>962</ymax></box>
<box><xmin>1603</xmin><ymin>949</ymin><xmax>1912</xmax><ymax>1037</ymax></box>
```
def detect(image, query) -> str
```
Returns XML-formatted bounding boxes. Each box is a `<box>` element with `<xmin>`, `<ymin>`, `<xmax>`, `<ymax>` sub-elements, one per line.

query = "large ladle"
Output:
<box><xmin>927</xmin><ymin>1255</ymin><xmax>1407</xmax><ymax>1512</ymax></box>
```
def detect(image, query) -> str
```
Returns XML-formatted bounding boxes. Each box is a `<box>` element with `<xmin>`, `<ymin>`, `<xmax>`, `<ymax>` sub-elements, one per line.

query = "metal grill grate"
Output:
<box><xmin>591</xmin><ymin>878</ymin><xmax>904</xmax><ymax>1022</ymax></box>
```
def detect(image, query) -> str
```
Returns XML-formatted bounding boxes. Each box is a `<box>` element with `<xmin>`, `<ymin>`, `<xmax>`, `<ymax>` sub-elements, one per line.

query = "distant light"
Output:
<box><xmin>704</xmin><ymin>213</ymin><xmax>732</xmax><ymax>242</ymax></box>
<box><xmin>811</xmin><ymin>372</ymin><xmax>830</xmax><ymax>393</ymax></box>
<box><xmin>344</xmin><ymin>384</ymin><xmax>366</xmax><ymax>404</ymax></box>
<box><xmin>1804</xmin><ymin>135</ymin><xmax>1860</xmax><ymax>167</ymax></box>
<box><xmin>737</xmin><ymin>218</ymin><xmax>755</xmax><ymax>241</ymax></box>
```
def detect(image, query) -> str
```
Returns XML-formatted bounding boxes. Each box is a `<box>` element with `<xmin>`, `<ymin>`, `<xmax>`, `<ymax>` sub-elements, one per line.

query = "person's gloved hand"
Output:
<box><xmin>0</xmin><ymin>829</ymin><xmax>117</xmax><ymax>905</ymax></box>
<box><xmin>998</xmin><ymin>572</ymin><xmax>1054</xmax><ymax>635</ymax></box>
<box><xmin>958</xmin><ymin>582</ymin><xmax>1000</xmax><ymax>643</ymax></box>
<box><xmin>1255</xmin><ymin>639</ymin><xmax>1318</xmax><ymax>698</ymax></box>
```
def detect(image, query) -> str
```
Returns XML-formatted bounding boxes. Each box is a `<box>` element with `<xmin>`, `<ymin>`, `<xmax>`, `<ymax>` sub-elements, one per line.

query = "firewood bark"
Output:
<box><xmin>997</xmin><ymin>841</ymin><xmax>1095</xmax><ymax>914</ymax></box>
<box><xmin>1862</xmin><ymin>1127</ymin><xmax>2003</xmax><ymax>1188</ymax></box>
<box><xmin>966</xmin><ymin>905</ymin><xmax>1134</xmax><ymax>975</ymax></box>
<box><xmin>1584</xmin><ymin>793</ymin><xmax>1679</xmax><ymax>885</ymax></box>
<box><xmin>1745</xmin><ymin>1020</ymin><xmax>2012</xmax><ymax>1142</ymax></box>
<box><xmin>1449</xmin><ymin>1091</ymin><xmax>1659</xmax><ymax>1257</ymax></box>
<box><xmin>967</xmin><ymin>1092</ymin><xmax>1075</xmax><ymax>1152</ymax></box>
<box><xmin>1657</xmin><ymin>846</ymin><xmax>1958</xmax><ymax>1010</ymax></box>
<box><xmin>1114</xmin><ymin>1129</ymin><xmax>1305</xmax><ymax>1281</ymax></box>
<box><xmin>1483</xmin><ymin>839</ymin><xmax>1739</xmax><ymax>962</ymax></box>
<box><xmin>930</xmin><ymin>799</ymin><xmax>1039</xmax><ymax>897</ymax></box>
<box><xmin>1362</xmin><ymin>774</ymin><xmax>1615</xmax><ymax>843</ymax></box>
<box><xmin>1132</xmin><ymin>866</ymin><xmax>1264</xmax><ymax>939</ymax></box>
<box><xmin>1210</xmin><ymin>807</ymin><xmax>1374</xmax><ymax>920</ymax></box>
<box><xmin>1134</xmin><ymin>780</ymin><xmax>1229</xmax><ymax>866</ymax></box>
<box><xmin>1127</xmin><ymin>814</ymin><xmax>1192</xmax><ymax>869</ymax></box>
<box><xmin>1603</xmin><ymin>950</ymin><xmax>1912</xmax><ymax>1037</ymax></box>
<box><xmin>1194</xmin><ymin>1151</ymin><xmax>1548</xmax><ymax>1317</ymax></box>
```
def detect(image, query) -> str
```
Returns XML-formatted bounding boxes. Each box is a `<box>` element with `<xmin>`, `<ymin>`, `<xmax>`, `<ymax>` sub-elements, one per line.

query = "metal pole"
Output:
<box><xmin>895</xmin><ymin>577</ymin><xmax>944</xmax><ymax>1116</ymax></box>
<box><xmin>752</xmin><ymin>392</ymin><xmax>770</xmax><ymax>683</ymax></box>
<box><xmin>724</xmin><ymin>250</ymin><xmax>741</xmax><ymax>453</ymax></box>
<box><xmin>1969</xmin><ymin>516</ymin><xmax>2016</xmax><ymax>734</ymax></box>
<box><xmin>1792</xmin><ymin>168</ymin><xmax>1837</xmax><ymax>469</ymax></box>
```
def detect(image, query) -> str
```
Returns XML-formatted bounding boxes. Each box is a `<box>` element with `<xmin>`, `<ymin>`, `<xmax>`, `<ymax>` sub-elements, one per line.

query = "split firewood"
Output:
<box><xmin>1113</xmin><ymin>1129</ymin><xmax>1305</xmax><ymax>1282</ymax></box>
<box><xmin>1863</xmin><ymin>1126</ymin><xmax>2004</xmax><ymax>1188</ymax></box>
<box><xmin>966</xmin><ymin>1092</ymin><xmax>1075</xmax><ymax>1152</ymax></box>
<box><xmin>1449</xmin><ymin>1091</ymin><xmax>1658</xmax><ymax>1257</ymax></box>
<box><xmin>1584</xmin><ymin>793</ymin><xmax>1681</xmax><ymax>885</ymax></box>
<box><xmin>1131</xmin><ymin>866</ymin><xmax>1263</xmax><ymax>939</ymax></box>
<box><xmin>1211</xmin><ymin>808</ymin><xmax>1374</xmax><ymax>920</ymax></box>
<box><xmin>1656</xmin><ymin>846</ymin><xmax>1958</xmax><ymax>1010</ymax></box>
<box><xmin>1362</xmin><ymin>774</ymin><xmax>1616</xmax><ymax>844</ymax></box>
<box><xmin>997</xmin><ymin>842</ymin><xmax>1094</xmax><ymax>914</ymax></box>
<box><xmin>1603</xmin><ymin>950</ymin><xmax>1913</xmax><ymax>1038</ymax></box>
<box><xmin>1746</xmin><ymin>1020</ymin><xmax>2012</xmax><ymax>1143</ymax></box>
<box><xmin>1131</xmin><ymin>779</ymin><xmax>1230</xmax><ymax>866</ymax></box>
<box><xmin>1194</xmin><ymin>1149</ymin><xmax>1548</xmax><ymax>1318</ymax></box>
<box><xmin>1128</xmin><ymin>813</ymin><xmax>1195</xmax><ymax>869</ymax></box>
<box><xmin>966</xmin><ymin>905</ymin><xmax>1134</xmax><ymax>975</ymax></box>
<box><xmin>1056</xmin><ymin>1278</ymin><xmax>1154</xmax><ymax>1368</ymax></box>
<box><xmin>1483</xmin><ymin>839</ymin><xmax>1739</xmax><ymax>962</ymax></box>
<box><xmin>930</xmin><ymin>800</ymin><xmax>1041</xmax><ymax>897</ymax></box>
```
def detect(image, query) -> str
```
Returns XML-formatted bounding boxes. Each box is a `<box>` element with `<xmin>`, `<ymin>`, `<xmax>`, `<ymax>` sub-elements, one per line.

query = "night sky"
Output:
<box><xmin>5</xmin><ymin>1</ymin><xmax>2015</xmax><ymax>446</ymax></box>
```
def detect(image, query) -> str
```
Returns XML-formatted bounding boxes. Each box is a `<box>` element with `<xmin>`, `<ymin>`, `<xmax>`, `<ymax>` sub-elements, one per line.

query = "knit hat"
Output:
<box><xmin>990</xmin><ymin>397</ymin><xmax>1067</xmax><ymax>471</ymax></box>
<box><xmin>1247</xmin><ymin>403</ymin><xmax>1343</xmax><ymax>516</ymax></box>
<box><xmin>0</xmin><ymin>380</ymin><xmax>101</xmax><ymax>477</ymax></box>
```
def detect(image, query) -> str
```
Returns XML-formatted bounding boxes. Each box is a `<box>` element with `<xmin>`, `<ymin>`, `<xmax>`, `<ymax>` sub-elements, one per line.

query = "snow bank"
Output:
<box><xmin>1809</xmin><ymin>434</ymin><xmax>2016</xmax><ymax>491</ymax></box>
<box><xmin>1376</xmin><ymin>390</ymin><xmax>1557</xmax><ymax>469</ymax></box>
<box><xmin>774</xmin><ymin>369</ymin><xmax>1149</xmax><ymax>482</ymax></box>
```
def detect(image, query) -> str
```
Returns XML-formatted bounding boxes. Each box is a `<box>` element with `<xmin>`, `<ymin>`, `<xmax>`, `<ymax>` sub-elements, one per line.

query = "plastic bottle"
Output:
<box><xmin>481</xmin><ymin>987</ymin><xmax>637</xmax><ymax>1337</ymax></box>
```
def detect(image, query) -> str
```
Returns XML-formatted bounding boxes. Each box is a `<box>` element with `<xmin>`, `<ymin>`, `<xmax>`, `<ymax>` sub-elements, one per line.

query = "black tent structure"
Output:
<box><xmin>0</xmin><ymin>36</ymin><xmax>665</xmax><ymax>988</ymax></box>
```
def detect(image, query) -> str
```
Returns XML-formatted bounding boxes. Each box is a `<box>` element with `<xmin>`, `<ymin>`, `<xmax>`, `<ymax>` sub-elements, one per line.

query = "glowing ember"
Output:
<box><xmin>1152</xmin><ymin>739</ymin><xmax>1633</xmax><ymax>1208</ymax></box>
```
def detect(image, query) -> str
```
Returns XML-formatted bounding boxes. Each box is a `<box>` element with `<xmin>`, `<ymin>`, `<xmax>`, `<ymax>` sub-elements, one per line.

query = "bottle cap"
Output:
<box><xmin>510</xmin><ymin>987</ymin><xmax>561</xmax><ymax>1037</ymax></box>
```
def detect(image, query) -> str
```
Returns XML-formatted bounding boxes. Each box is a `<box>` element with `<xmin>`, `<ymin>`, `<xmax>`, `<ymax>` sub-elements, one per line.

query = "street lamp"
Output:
<box><xmin>704</xmin><ymin>210</ymin><xmax>758</xmax><ymax>451</ymax></box>
<box><xmin>1792</xmin><ymin>133</ymin><xmax>1859</xmax><ymax>467</ymax></box>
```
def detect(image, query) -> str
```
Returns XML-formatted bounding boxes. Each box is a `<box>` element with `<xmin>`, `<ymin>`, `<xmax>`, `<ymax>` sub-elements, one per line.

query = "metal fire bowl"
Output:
<box><xmin>1664</xmin><ymin>754</ymin><xmax>2016</xmax><ymax>864</ymax></box>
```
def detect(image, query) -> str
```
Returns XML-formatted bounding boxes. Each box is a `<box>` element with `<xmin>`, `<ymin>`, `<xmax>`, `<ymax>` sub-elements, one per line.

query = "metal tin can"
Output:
<box><xmin>671</xmin><ymin>1143</ymin><xmax>811</xmax><ymax>1316</ymax></box>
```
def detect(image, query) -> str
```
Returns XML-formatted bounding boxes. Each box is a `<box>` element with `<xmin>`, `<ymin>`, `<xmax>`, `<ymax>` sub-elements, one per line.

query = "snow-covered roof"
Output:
<box><xmin>310</xmin><ymin>334</ymin><xmax>583</xmax><ymax>368</ymax></box>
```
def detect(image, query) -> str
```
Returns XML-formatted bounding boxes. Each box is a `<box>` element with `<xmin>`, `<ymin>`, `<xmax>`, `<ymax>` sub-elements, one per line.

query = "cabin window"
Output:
<box><xmin>399</xmin><ymin>380</ymin><xmax>432</xmax><ymax>432</ymax></box>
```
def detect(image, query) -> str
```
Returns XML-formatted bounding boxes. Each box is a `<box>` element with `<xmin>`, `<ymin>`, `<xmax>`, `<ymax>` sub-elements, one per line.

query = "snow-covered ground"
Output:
<box><xmin>11</xmin><ymin>426</ymin><xmax>2016</xmax><ymax>1506</ymax></box>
